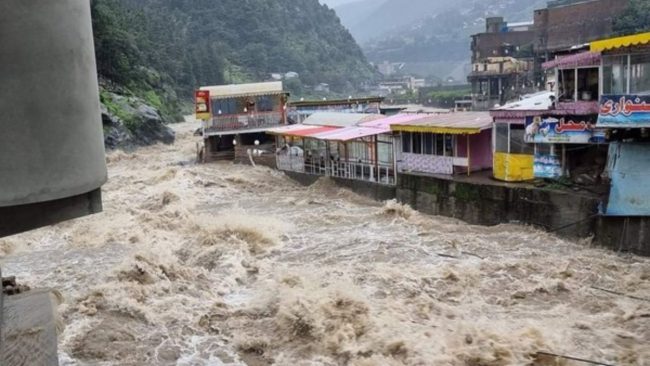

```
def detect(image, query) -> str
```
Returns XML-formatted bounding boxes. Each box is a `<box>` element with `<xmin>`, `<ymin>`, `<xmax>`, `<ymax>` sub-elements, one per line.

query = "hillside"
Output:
<box><xmin>336</xmin><ymin>0</ymin><xmax>548</xmax><ymax>79</ymax></box>
<box><xmin>92</xmin><ymin>0</ymin><xmax>375</xmax><ymax>147</ymax></box>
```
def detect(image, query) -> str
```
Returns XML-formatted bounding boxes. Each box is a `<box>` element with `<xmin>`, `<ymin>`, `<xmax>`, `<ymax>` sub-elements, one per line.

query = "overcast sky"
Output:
<box><xmin>320</xmin><ymin>0</ymin><xmax>359</xmax><ymax>7</ymax></box>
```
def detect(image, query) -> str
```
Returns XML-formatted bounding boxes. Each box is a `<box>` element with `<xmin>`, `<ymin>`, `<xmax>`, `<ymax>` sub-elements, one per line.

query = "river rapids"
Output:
<box><xmin>1</xmin><ymin>123</ymin><xmax>649</xmax><ymax>366</ymax></box>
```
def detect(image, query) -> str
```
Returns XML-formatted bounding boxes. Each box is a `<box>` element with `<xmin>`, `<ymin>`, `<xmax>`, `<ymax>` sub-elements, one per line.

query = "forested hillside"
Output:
<box><xmin>93</xmin><ymin>0</ymin><xmax>373</xmax><ymax>97</ymax></box>
<box><xmin>91</xmin><ymin>0</ymin><xmax>375</xmax><ymax>147</ymax></box>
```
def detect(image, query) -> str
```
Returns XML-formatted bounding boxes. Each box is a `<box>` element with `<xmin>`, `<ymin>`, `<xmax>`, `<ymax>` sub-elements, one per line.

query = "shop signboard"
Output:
<box><xmin>534</xmin><ymin>153</ymin><xmax>562</xmax><ymax>179</ymax></box>
<box><xmin>195</xmin><ymin>90</ymin><xmax>211</xmax><ymax>121</ymax></box>
<box><xmin>524</xmin><ymin>116</ymin><xmax>605</xmax><ymax>144</ymax></box>
<box><xmin>598</xmin><ymin>95</ymin><xmax>650</xmax><ymax>128</ymax></box>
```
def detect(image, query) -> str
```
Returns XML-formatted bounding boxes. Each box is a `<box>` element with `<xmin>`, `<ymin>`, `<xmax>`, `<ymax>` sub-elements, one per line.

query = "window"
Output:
<box><xmin>257</xmin><ymin>96</ymin><xmax>275</xmax><ymax>112</ymax></box>
<box><xmin>212</xmin><ymin>98</ymin><xmax>239</xmax><ymax>115</ymax></box>
<box><xmin>602</xmin><ymin>55</ymin><xmax>628</xmax><ymax>94</ymax></box>
<box><xmin>413</xmin><ymin>132</ymin><xmax>422</xmax><ymax>154</ymax></box>
<box><xmin>435</xmin><ymin>134</ymin><xmax>444</xmax><ymax>155</ymax></box>
<box><xmin>445</xmin><ymin>135</ymin><xmax>454</xmax><ymax>157</ymax></box>
<box><xmin>577</xmin><ymin>68</ymin><xmax>599</xmax><ymax>101</ymax></box>
<box><xmin>495</xmin><ymin>123</ymin><xmax>509</xmax><ymax>153</ymax></box>
<box><xmin>402</xmin><ymin>132</ymin><xmax>412</xmax><ymax>153</ymax></box>
<box><xmin>510</xmin><ymin>125</ymin><xmax>534</xmax><ymax>155</ymax></box>
<box><xmin>558</xmin><ymin>69</ymin><xmax>576</xmax><ymax>101</ymax></box>
<box><xmin>424</xmin><ymin>133</ymin><xmax>434</xmax><ymax>155</ymax></box>
<box><xmin>631</xmin><ymin>53</ymin><xmax>650</xmax><ymax>95</ymax></box>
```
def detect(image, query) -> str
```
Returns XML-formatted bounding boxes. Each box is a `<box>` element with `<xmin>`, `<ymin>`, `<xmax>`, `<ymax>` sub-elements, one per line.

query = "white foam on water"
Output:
<box><xmin>2</xmin><ymin>123</ymin><xmax>649</xmax><ymax>366</ymax></box>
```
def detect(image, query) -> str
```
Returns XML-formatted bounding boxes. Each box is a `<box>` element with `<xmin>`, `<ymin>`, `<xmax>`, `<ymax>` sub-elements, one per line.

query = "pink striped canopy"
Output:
<box><xmin>542</xmin><ymin>51</ymin><xmax>601</xmax><ymax>70</ymax></box>
<box><xmin>312</xmin><ymin>114</ymin><xmax>431</xmax><ymax>141</ymax></box>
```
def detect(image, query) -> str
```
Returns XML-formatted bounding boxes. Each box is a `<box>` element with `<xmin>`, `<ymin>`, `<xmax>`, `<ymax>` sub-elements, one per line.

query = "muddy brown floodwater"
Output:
<box><xmin>1</xmin><ymin>123</ymin><xmax>649</xmax><ymax>366</ymax></box>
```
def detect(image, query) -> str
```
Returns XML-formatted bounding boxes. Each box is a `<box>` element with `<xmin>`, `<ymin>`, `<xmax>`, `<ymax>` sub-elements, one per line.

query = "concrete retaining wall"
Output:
<box><xmin>280</xmin><ymin>170</ymin><xmax>649</xmax><ymax>256</ymax></box>
<box><xmin>396</xmin><ymin>173</ymin><xmax>599</xmax><ymax>238</ymax></box>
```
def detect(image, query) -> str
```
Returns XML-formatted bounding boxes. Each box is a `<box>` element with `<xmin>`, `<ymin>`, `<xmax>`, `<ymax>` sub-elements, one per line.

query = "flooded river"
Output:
<box><xmin>1</xmin><ymin>123</ymin><xmax>649</xmax><ymax>365</ymax></box>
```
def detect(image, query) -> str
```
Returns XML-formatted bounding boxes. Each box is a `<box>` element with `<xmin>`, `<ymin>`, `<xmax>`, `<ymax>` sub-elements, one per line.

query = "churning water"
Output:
<box><xmin>1</xmin><ymin>123</ymin><xmax>648</xmax><ymax>365</ymax></box>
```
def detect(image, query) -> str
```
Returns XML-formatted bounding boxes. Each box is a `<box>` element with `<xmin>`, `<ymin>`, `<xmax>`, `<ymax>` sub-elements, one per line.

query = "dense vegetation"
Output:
<box><xmin>613</xmin><ymin>0</ymin><xmax>650</xmax><ymax>36</ymax></box>
<box><xmin>92</xmin><ymin>0</ymin><xmax>375</xmax><ymax>106</ymax></box>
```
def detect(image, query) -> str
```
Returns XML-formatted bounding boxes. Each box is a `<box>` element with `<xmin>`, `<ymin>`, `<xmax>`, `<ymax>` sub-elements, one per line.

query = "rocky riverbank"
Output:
<box><xmin>101</xmin><ymin>91</ymin><xmax>176</xmax><ymax>149</ymax></box>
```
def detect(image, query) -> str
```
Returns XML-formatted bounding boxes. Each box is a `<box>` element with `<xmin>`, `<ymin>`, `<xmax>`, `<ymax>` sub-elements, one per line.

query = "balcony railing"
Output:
<box><xmin>204</xmin><ymin>111</ymin><xmax>284</xmax><ymax>134</ymax></box>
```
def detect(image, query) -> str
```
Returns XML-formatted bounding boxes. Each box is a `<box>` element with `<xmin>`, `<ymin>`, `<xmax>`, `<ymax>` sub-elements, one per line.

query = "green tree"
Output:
<box><xmin>613</xmin><ymin>0</ymin><xmax>650</xmax><ymax>36</ymax></box>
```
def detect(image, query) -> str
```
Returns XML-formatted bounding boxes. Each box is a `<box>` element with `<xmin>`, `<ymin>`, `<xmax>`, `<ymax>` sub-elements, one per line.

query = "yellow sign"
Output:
<box><xmin>493</xmin><ymin>152</ymin><xmax>534</xmax><ymax>182</ymax></box>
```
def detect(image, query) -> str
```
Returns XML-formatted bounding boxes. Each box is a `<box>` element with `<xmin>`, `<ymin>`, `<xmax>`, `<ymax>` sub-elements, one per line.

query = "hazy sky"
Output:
<box><xmin>320</xmin><ymin>0</ymin><xmax>359</xmax><ymax>7</ymax></box>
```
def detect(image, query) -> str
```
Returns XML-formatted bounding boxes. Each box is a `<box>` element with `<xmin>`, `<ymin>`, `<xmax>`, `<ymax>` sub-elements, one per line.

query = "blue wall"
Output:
<box><xmin>606</xmin><ymin>142</ymin><xmax>650</xmax><ymax>216</ymax></box>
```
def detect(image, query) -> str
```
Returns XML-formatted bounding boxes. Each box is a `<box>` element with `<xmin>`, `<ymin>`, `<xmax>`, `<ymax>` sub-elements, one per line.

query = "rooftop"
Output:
<box><xmin>590</xmin><ymin>32</ymin><xmax>650</xmax><ymax>53</ymax></box>
<box><xmin>302</xmin><ymin>112</ymin><xmax>381</xmax><ymax>128</ymax></box>
<box><xmin>390</xmin><ymin>112</ymin><xmax>493</xmax><ymax>135</ymax></box>
<box><xmin>200</xmin><ymin>81</ymin><xmax>286</xmax><ymax>100</ymax></box>
<box><xmin>289</xmin><ymin>97</ymin><xmax>384</xmax><ymax>108</ymax></box>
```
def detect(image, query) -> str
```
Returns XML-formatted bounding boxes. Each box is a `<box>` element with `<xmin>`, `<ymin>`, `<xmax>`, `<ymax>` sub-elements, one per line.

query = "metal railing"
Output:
<box><xmin>330</xmin><ymin>161</ymin><xmax>395</xmax><ymax>185</ymax></box>
<box><xmin>204</xmin><ymin>111</ymin><xmax>283</xmax><ymax>134</ymax></box>
<box><xmin>276</xmin><ymin>154</ymin><xmax>395</xmax><ymax>185</ymax></box>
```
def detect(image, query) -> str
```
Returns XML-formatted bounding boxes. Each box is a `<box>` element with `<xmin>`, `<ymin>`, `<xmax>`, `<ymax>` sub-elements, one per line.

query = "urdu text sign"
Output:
<box><xmin>598</xmin><ymin>95</ymin><xmax>650</xmax><ymax>128</ymax></box>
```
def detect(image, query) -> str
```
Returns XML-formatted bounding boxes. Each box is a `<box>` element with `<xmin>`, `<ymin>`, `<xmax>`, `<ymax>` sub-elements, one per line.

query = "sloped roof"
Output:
<box><xmin>200</xmin><ymin>82</ymin><xmax>286</xmax><ymax>100</ymax></box>
<box><xmin>591</xmin><ymin>32</ymin><xmax>650</xmax><ymax>53</ymax></box>
<box><xmin>542</xmin><ymin>51</ymin><xmax>601</xmax><ymax>70</ymax></box>
<box><xmin>308</xmin><ymin>114</ymin><xmax>432</xmax><ymax>142</ymax></box>
<box><xmin>302</xmin><ymin>112</ymin><xmax>382</xmax><ymax>128</ymax></box>
<box><xmin>266</xmin><ymin>124</ymin><xmax>337</xmax><ymax>137</ymax></box>
<box><xmin>390</xmin><ymin>112</ymin><xmax>492</xmax><ymax>135</ymax></box>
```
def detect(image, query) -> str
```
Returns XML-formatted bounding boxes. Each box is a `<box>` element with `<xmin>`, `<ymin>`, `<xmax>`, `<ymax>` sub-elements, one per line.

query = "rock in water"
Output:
<box><xmin>131</xmin><ymin>104</ymin><xmax>175</xmax><ymax>146</ymax></box>
<box><xmin>101</xmin><ymin>105</ymin><xmax>133</xmax><ymax>149</ymax></box>
<box><xmin>101</xmin><ymin>92</ymin><xmax>175</xmax><ymax>149</ymax></box>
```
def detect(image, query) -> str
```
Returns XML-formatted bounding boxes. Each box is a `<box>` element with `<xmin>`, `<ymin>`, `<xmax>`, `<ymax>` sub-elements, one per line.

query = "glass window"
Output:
<box><xmin>435</xmin><ymin>134</ymin><xmax>444</xmax><ymax>156</ymax></box>
<box><xmin>631</xmin><ymin>53</ymin><xmax>650</xmax><ymax>95</ymax></box>
<box><xmin>495</xmin><ymin>123</ymin><xmax>509</xmax><ymax>153</ymax></box>
<box><xmin>602</xmin><ymin>55</ymin><xmax>628</xmax><ymax>94</ymax></box>
<box><xmin>378</xmin><ymin>142</ymin><xmax>393</xmax><ymax>165</ymax></box>
<box><xmin>558</xmin><ymin>69</ymin><xmax>576</xmax><ymax>101</ymax></box>
<box><xmin>402</xmin><ymin>132</ymin><xmax>411</xmax><ymax>153</ymax></box>
<box><xmin>577</xmin><ymin>67</ymin><xmax>599</xmax><ymax>101</ymax></box>
<box><xmin>424</xmin><ymin>133</ymin><xmax>434</xmax><ymax>155</ymax></box>
<box><xmin>445</xmin><ymin>135</ymin><xmax>454</xmax><ymax>157</ymax></box>
<box><xmin>510</xmin><ymin>125</ymin><xmax>534</xmax><ymax>155</ymax></box>
<box><xmin>257</xmin><ymin>96</ymin><xmax>274</xmax><ymax>112</ymax></box>
<box><xmin>413</xmin><ymin>133</ymin><xmax>422</xmax><ymax>154</ymax></box>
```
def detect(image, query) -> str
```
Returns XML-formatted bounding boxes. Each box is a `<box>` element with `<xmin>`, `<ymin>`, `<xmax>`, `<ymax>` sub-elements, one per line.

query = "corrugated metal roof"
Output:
<box><xmin>391</xmin><ymin>112</ymin><xmax>492</xmax><ymax>134</ymax></box>
<box><xmin>302</xmin><ymin>112</ymin><xmax>381</xmax><ymax>127</ymax></box>
<box><xmin>266</xmin><ymin>124</ymin><xmax>338</xmax><ymax>137</ymax></box>
<box><xmin>311</xmin><ymin>127</ymin><xmax>382</xmax><ymax>141</ymax></box>
<box><xmin>359</xmin><ymin>113</ymin><xmax>431</xmax><ymax>129</ymax></box>
<box><xmin>200</xmin><ymin>82</ymin><xmax>286</xmax><ymax>100</ymax></box>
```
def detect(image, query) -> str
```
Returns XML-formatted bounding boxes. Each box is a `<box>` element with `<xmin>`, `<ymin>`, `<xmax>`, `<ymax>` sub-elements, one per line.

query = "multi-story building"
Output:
<box><xmin>195</xmin><ymin>81</ymin><xmax>289</xmax><ymax>163</ymax></box>
<box><xmin>469</xmin><ymin>17</ymin><xmax>537</xmax><ymax>110</ymax></box>
<box><xmin>469</xmin><ymin>0</ymin><xmax>630</xmax><ymax>111</ymax></box>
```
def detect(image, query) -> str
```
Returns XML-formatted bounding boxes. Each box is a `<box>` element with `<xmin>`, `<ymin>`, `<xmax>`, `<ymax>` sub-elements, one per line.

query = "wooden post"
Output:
<box><xmin>562</xmin><ymin>144</ymin><xmax>567</xmax><ymax>177</ymax></box>
<box><xmin>374</xmin><ymin>135</ymin><xmax>379</xmax><ymax>183</ymax></box>
<box><xmin>467</xmin><ymin>134</ymin><xmax>471</xmax><ymax>176</ymax></box>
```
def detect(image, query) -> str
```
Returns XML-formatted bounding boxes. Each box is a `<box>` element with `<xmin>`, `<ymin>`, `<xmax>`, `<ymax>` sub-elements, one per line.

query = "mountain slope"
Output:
<box><xmin>93</xmin><ymin>0</ymin><xmax>375</xmax><ymax>98</ymax></box>
<box><xmin>92</xmin><ymin>0</ymin><xmax>376</xmax><ymax>147</ymax></box>
<box><xmin>337</xmin><ymin>0</ymin><xmax>548</xmax><ymax>66</ymax></box>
